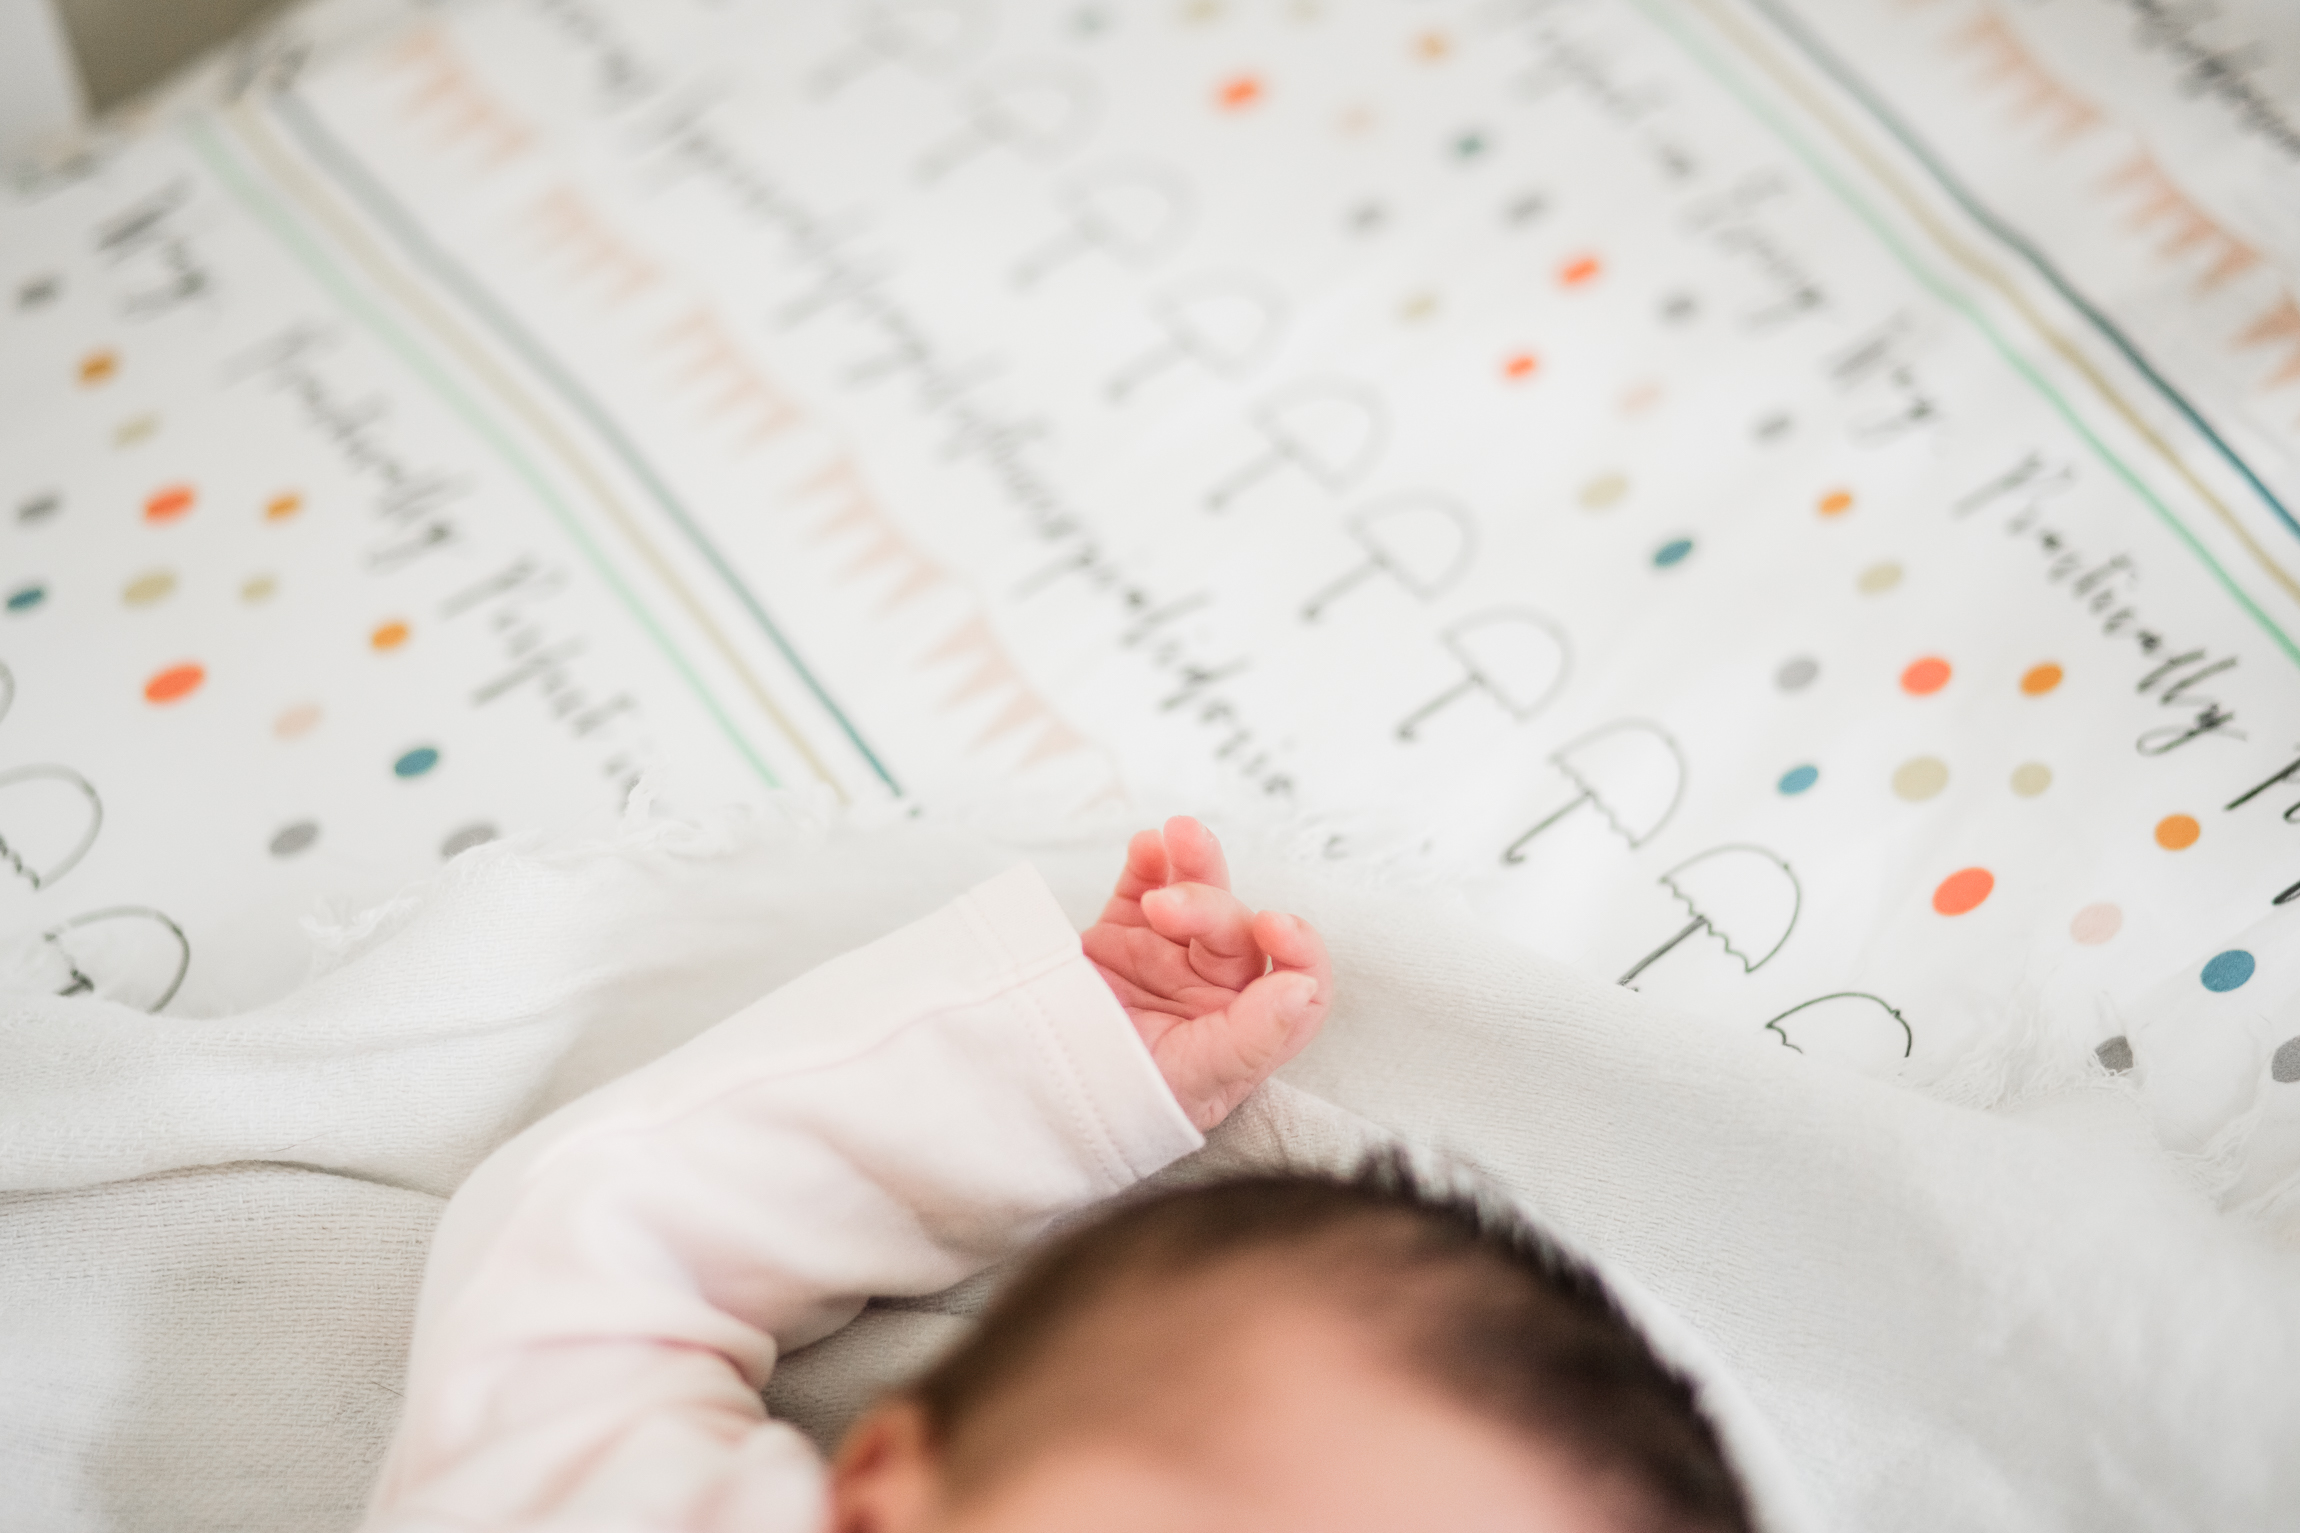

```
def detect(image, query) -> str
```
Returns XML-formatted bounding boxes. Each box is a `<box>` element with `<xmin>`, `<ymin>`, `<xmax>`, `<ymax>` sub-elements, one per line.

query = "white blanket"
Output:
<box><xmin>4</xmin><ymin>806</ymin><xmax>2297</xmax><ymax>1532</ymax></box>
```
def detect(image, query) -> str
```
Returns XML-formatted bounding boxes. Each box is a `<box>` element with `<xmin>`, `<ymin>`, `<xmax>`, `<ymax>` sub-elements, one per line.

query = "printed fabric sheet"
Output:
<box><xmin>4</xmin><ymin>0</ymin><xmax>2299</xmax><ymax>1220</ymax></box>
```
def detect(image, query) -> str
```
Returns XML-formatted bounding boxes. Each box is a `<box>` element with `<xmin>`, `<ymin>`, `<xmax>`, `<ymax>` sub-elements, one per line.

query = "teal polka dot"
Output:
<box><xmin>393</xmin><ymin>746</ymin><xmax>440</xmax><ymax>779</ymax></box>
<box><xmin>1654</xmin><ymin>538</ymin><xmax>1693</xmax><ymax>568</ymax></box>
<box><xmin>1777</xmin><ymin>764</ymin><xmax>1818</xmax><ymax>795</ymax></box>
<box><xmin>2201</xmin><ymin>950</ymin><xmax>2255</xmax><ymax>992</ymax></box>
<box><xmin>6</xmin><ymin>583</ymin><xmax>45</xmax><ymax>613</ymax></box>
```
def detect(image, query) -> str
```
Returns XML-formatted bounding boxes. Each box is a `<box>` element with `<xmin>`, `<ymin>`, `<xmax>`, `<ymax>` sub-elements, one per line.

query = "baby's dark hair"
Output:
<box><xmin>910</xmin><ymin>1151</ymin><xmax>1755</xmax><ymax>1532</ymax></box>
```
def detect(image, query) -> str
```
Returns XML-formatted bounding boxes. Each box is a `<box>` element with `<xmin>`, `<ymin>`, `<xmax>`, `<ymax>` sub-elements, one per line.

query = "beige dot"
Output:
<box><xmin>274</xmin><ymin>702</ymin><xmax>321</xmax><ymax>739</ymax></box>
<box><xmin>1578</xmin><ymin>473</ymin><xmax>1628</xmax><ymax>510</ymax></box>
<box><xmin>122</xmin><ymin>569</ymin><xmax>176</xmax><ymax>606</ymax></box>
<box><xmin>1892</xmin><ymin>756</ymin><xmax>1949</xmax><ymax>801</ymax></box>
<box><xmin>2070</xmin><ymin>903</ymin><xmax>2122</xmax><ymax>946</ymax></box>
<box><xmin>241</xmin><ymin>574</ymin><xmax>278</xmax><ymax>604</ymax></box>
<box><xmin>2010</xmin><ymin>762</ymin><xmax>2052</xmax><ymax>797</ymax></box>
<box><xmin>1857</xmin><ymin>561</ymin><xmax>1903</xmax><ymax>594</ymax></box>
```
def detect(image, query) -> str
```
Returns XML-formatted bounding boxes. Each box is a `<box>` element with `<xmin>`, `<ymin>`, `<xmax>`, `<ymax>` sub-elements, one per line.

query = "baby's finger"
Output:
<box><xmin>1162</xmin><ymin>815</ymin><xmax>1232</xmax><ymax>893</ymax></box>
<box><xmin>1140</xmin><ymin>880</ymin><xmax>1264</xmax><ymax>989</ymax></box>
<box><xmin>1099</xmin><ymin>828</ymin><xmax>1171</xmax><ymax>926</ymax></box>
<box><xmin>1206</xmin><ymin>969</ymin><xmax>1323</xmax><ymax>1116</ymax></box>
<box><xmin>1252</xmin><ymin>909</ymin><xmax>1333</xmax><ymax>1014</ymax></box>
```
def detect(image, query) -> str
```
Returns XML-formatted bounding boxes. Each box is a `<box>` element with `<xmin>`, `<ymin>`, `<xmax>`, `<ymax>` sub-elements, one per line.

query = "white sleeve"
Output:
<box><xmin>363</xmin><ymin>863</ymin><xmax>1205</xmax><ymax>1533</ymax></box>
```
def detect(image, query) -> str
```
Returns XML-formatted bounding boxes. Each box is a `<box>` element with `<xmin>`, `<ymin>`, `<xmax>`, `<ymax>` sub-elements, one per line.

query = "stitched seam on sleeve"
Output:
<box><xmin>1012</xmin><ymin>974</ymin><xmax>1136</xmax><ymax>1190</ymax></box>
<box><xmin>959</xmin><ymin>881</ymin><xmax>1137</xmax><ymax>1188</ymax></box>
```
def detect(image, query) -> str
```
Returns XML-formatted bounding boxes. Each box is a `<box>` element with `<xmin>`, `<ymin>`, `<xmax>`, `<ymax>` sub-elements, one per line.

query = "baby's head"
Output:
<box><xmin>830</xmin><ymin>1158</ymin><xmax>1754</xmax><ymax>1533</ymax></box>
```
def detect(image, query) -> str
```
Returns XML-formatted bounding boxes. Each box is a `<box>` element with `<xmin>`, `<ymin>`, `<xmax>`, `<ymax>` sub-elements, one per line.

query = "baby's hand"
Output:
<box><xmin>1082</xmin><ymin>817</ymin><xmax>1333</xmax><ymax>1131</ymax></box>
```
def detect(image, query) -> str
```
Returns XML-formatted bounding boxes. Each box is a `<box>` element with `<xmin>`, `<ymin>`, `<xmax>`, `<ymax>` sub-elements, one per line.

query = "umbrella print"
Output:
<box><xmin>1502</xmin><ymin>720</ymin><xmax>1684</xmax><ymax>863</ymax></box>
<box><xmin>918</xmin><ymin>65</ymin><xmax>1099</xmax><ymax>183</ymax></box>
<box><xmin>1109</xmin><ymin>274</ymin><xmax>1285</xmax><ymax>402</ymax></box>
<box><xmin>1014</xmin><ymin>164</ymin><xmax>1192</xmax><ymax>288</ymax></box>
<box><xmin>36</xmin><ymin>906</ymin><xmax>190</xmax><ymax>1013</ymax></box>
<box><xmin>1619</xmin><ymin>844</ymin><xmax>1800</xmax><ymax>988</ymax></box>
<box><xmin>812</xmin><ymin>0</ymin><xmax>988</xmax><ymax>96</ymax></box>
<box><xmin>1206</xmin><ymin>379</ymin><xmax>1386</xmax><ymax>511</ymax></box>
<box><xmin>0</xmin><ymin>765</ymin><xmax>103</xmax><ymax>892</ymax></box>
<box><xmin>1396</xmin><ymin>608</ymin><xmax>1571</xmax><ymax>741</ymax></box>
<box><xmin>1301</xmin><ymin>494</ymin><xmax>1476</xmax><ymax>620</ymax></box>
<box><xmin>1764</xmin><ymin>992</ymin><xmax>1913</xmax><ymax>1065</ymax></box>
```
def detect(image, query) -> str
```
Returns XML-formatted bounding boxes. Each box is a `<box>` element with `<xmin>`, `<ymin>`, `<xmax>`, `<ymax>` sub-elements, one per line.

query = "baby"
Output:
<box><xmin>365</xmin><ymin>818</ymin><xmax>1752</xmax><ymax>1533</ymax></box>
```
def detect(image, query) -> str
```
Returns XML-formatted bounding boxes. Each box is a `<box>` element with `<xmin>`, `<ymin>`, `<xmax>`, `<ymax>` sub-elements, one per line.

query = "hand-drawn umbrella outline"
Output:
<box><xmin>1395</xmin><ymin>608</ymin><xmax>1571</xmax><ymax>741</ymax></box>
<box><xmin>1763</xmin><ymin>992</ymin><xmax>1913</xmax><ymax>1060</ymax></box>
<box><xmin>44</xmin><ymin>905</ymin><xmax>190</xmax><ymax>1013</ymax></box>
<box><xmin>0</xmin><ymin>764</ymin><xmax>103</xmax><ymax>890</ymax></box>
<box><xmin>1501</xmin><ymin>720</ymin><xmax>1684</xmax><ymax>864</ymax></box>
<box><xmin>1301</xmin><ymin>494</ymin><xmax>1476</xmax><ymax>621</ymax></box>
<box><xmin>1108</xmin><ymin>273</ymin><xmax>1285</xmax><ymax>403</ymax></box>
<box><xmin>811</xmin><ymin>0</ymin><xmax>990</xmax><ymax>96</ymax></box>
<box><xmin>917</xmin><ymin>64</ymin><xmax>1100</xmax><ymax>184</ymax></box>
<box><xmin>1619</xmin><ymin>844</ymin><xmax>1801</xmax><ymax>988</ymax></box>
<box><xmin>1014</xmin><ymin>163</ymin><xmax>1192</xmax><ymax>289</ymax></box>
<box><xmin>1206</xmin><ymin>379</ymin><xmax>1386</xmax><ymax>511</ymax></box>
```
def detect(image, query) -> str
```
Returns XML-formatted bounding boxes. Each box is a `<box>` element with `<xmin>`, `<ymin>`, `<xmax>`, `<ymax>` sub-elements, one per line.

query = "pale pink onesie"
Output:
<box><xmin>363</xmin><ymin>864</ymin><xmax>1206</xmax><ymax>1531</ymax></box>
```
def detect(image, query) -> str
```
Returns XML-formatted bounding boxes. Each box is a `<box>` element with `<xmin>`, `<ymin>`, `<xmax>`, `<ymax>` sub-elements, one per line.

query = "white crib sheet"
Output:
<box><xmin>3</xmin><ymin>0</ymin><xmax>2298</xmax><ymax>1213</ymax></box>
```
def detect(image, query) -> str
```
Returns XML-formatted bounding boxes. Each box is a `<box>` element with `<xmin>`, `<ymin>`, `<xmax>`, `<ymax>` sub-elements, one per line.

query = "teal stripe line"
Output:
<box><xmin>188</xmin><ymin>119</ymin><xmax>785</xmax><ymax>785</ymax></box>
<box><xmin>1743</xmin><ymin>0</ymin><xmax>2299</xmax><ymax>548</ymax></box>
<box><xmin>1625</xmin><ymin>0</ymin><xmax>2300</xmax><ymax>668</ymax></box>
<box><xmin>270</xmin><ymin>92</ymin><xmax>903</xmax><ymax>796</ymax></box>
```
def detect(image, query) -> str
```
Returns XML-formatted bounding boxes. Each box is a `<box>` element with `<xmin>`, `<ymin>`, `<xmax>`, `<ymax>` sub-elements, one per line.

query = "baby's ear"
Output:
<box><xmin>827</xmin><ymin>1399</ymin><xmax>944</xmax><ymax>1533</ymax></box>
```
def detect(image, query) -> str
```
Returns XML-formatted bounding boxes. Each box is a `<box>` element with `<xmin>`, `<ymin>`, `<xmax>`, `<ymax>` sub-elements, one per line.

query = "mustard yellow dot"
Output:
<box><xmin>241</xmin><ymin>574</ymin><xmax>278</xmax><ymax>604</ymax></box>
<box><xmin>122</xmin><ymin>570</ymin><xmax>176</xmax><ymax>606</ymax></box>
<box><xmin>1857</xmin><ymin>561</ymin><xmax>1903</xmax><ymax>594</ymax></box>
<box><xmin>265</xmin><ymin>492</ymin><xmax>303</xmax><ymax>522</ymax></box>
<box><xmin>1578</xmin><ymin>473</ymin><xmax>1628</xmax><ymax>510</ymax></box>
<box><xmin>1892</xmin><ymin>757</ymin><xmax>1949</xmax><ymax>802</ymax></box>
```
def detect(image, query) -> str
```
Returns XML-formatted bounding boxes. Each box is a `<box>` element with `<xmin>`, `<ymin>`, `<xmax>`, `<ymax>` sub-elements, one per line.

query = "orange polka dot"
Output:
<box><xmin>78</xmin><ymin>350</ymin><xmax>118</xmax><ymax>386</ymax></box>
<box><xmin>1414</xmin><ymin>31</ymin><xmax>1451</xmax><ymax>60</ymax></box>
<box><xmin>1818</xmin><ymin>489</ymin><xmax>1854</xmax><ymax>516</ymax></box>
<box><xmin>1503</xmin><ymin>352</ymin><xmax>1539</xmax><ymax>381</ymax></box>
<box><xmin>1900</xmin><ymin>656</ymin><xmax>1952</xmax><ymax>696</ymax></box>
<box><xmin>1217</xmin><ymin>74</ymin><xmax>1263</xmax><ymax>110</ymax></box>
<box><xmin>145</xmin><ymin>484</ymin><xmax>195</xmax><ymax>523</ymax></box>
<box><xmin>143</xmin><ymin>662</ymin><xmax>205</xmax><ymax>704</ymax></box>
<box><xmin>1558</xmin><ymin>255</ymin><xmax>1602</xmax><ymax>287</ymax></box>
<box><xmin>1932</xmin><ymin>867</ymin><xmax>1994</xmax><ymax>916</ymax></box>
<box><xmin>2020</xmin><ymin>662</ymin><xmax>2063</xmax><ymax>696</ymax></box>
<box><xmin>371</xmin><ymin>620</ymin><xmax>411</xmax><ymax>651</ymax></box>
<box><xmin>2154</xmin><ymin>814</ymin><xmax>2200</xmax><ymax>851</ymax></box>
<box><xmin>265</xmin><ymin>492</ymin><xmax>303</xmax><ymax>522</ymax></box>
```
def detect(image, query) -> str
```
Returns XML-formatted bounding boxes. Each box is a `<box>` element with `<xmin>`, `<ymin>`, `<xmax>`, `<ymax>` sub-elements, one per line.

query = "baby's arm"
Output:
<box><xmin>366</xmin><ymin>822</ymin><xmax>1325</xmax><ymax>1532</ymax></box>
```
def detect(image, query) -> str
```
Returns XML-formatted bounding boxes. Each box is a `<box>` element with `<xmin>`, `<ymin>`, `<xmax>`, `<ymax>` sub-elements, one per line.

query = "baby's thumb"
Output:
<box><xmin>1228</xmin><ymin>969</ymin><xmax>1323</xmax><ymax>1075</ymax></box>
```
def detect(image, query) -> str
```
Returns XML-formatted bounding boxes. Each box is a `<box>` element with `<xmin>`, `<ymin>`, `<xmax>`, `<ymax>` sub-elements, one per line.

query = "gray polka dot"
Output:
<box><xmin>18</xmin><ymin>492</ymin><xmax>59</xmax><ymax>525</ymax></box>
<box><xmin>1754</xmin><ymin>412</ymin><xmax>1793</xmax><ymax>442</ymax></box>
<box><xmin>2272</xmin><ymin>1036</ymin><xmax>2300</xmax><ymax>1085</ymax></box>
<box><xmin>1776</xmin><ymin>656</ymin><xmax>1819</xmax><ymax>692</ymax></box>
<box><xmin>2095</xmin><ymin>1035</ymin><xmax>2133</xmax><ymax>1074</ymax></box>
<box><xmin>269</xmin><ymin>820</ymin><xmax>319</xmax><ymax>858</ymax></box>
<box><xmin>441</xmin><ymin>822</ymin><xmax>498</xmax><ymax>860</ymax></box>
